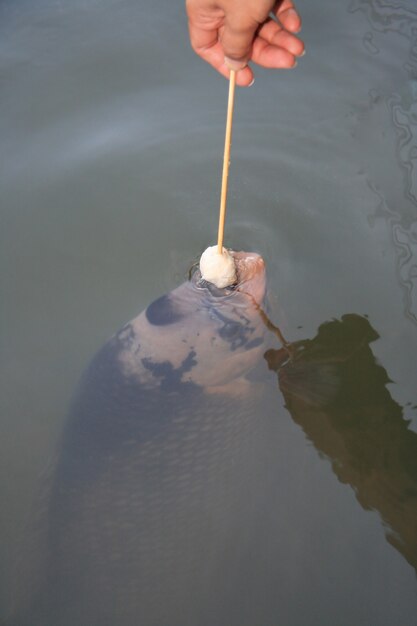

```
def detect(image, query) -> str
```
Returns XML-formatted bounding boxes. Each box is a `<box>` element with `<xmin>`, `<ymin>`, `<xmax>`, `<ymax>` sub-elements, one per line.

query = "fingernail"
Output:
<box><xmin>224</xmin><ymin>56</ymin><xmax>247</xmax><ymax>71</ymax></box>
<box><xmin>299</xmin><ymin>49</ymin><xmax>306</xmax><ymax>57</ymax></box>
<box><xmin>248</xmin><ymin>78</ymin><xmax>255</xmax><ymax>87</ymax></box>
<box><xmin>286</xmin><ymin>9</ymin><xmax>302</xmax><ymax>33</ymax></box>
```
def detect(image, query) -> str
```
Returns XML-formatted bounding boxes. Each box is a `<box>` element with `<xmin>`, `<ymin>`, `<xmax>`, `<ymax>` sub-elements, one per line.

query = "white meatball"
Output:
<box><xmin>199</xmin><ymin>245</ymin><xmax>237</xmax><ymax>289</ymax></box>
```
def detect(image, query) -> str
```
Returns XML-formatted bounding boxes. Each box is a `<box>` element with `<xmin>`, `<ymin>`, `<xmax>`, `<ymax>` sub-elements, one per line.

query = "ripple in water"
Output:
<box><xmin>349</xmin><ymin>0</ymin><xmax>417</xmax><ymax>323</ymax></box>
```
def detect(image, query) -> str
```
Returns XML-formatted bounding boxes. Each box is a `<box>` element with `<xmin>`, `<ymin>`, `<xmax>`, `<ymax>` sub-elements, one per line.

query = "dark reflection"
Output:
<box><xmin>265</xmin><ymin>313</ymin><xmax>417</xmax><ymax>574</ymax></box>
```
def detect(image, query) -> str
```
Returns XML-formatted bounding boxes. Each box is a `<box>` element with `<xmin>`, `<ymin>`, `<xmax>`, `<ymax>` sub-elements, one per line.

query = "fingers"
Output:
<box><xmin>186</xmin><ymin>0</ymin><xmax>304</xmax><ymax>85</ymax></box>
<box><xmin>248</xmin><ymin>5</ymin><xmax>304</xmax><ymax>70</ymax></box>
<box><xmin>197</xmin><ymin>41</ymin><xmax>255</xmax><ymax>86</ymax></box>
<box><xmin>188</xmin><ymin>19</ymin><xmax>255</xmax><ymax>86</ymax></box>
<box><xmin>274</xmin><ymin>0</ymin><xmax>302</xmax><ymax>33</ymax></box>
<box><xmin>251</xmin><ymin>37</ymin><xmax>297</xmax><ymax>69</ymax></box>
<box><xmin>220</xmin><ymin>14</ymin><xmax>260</xmax><ymax>69</ymax></box>
<box><xmin>258</xmin><ymin>18</ymin><xmax>304</xmax><ymax>57</ymax></box>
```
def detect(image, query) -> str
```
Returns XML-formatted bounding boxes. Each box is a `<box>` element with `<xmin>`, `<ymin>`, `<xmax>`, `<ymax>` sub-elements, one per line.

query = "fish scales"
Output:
<box><xmin>10</xmin><ymin>251</ymin><xmax>269</xmax><ymax>626</ymax></box>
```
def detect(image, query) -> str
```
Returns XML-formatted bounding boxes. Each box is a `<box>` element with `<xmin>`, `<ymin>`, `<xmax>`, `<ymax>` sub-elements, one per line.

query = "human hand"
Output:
<box><xmin>186</xmin><ymin>0</ymin><xmax>304</xmax><ymax>86</ymax></box>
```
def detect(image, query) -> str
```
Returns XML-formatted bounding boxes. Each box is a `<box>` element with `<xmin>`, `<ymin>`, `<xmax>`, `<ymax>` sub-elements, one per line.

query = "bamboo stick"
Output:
<box><xmin>217</xmin><ymin>69</ymin><xmax>236</xmax><ymax>254</ymax></box>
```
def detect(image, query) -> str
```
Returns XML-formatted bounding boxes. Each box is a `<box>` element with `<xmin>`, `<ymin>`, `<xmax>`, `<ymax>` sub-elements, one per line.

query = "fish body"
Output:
<box><xmin>14</xmin><ymin>251</ymin><xmax>269</xmax><ymax>626</ymax></box>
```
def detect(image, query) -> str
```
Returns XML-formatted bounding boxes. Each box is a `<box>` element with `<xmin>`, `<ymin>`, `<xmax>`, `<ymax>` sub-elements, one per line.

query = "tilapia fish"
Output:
<box><xmin>13</xmin><ymin>251</ymin><xmax>269</xmax><ymax>626</ymax></box>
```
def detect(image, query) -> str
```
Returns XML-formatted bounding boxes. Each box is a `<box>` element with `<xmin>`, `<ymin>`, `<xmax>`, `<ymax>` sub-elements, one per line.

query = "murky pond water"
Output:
<box><xmin>1</xmin><ymin>0</ymin><xmax>417</xmax><ymax>624</ymax></box>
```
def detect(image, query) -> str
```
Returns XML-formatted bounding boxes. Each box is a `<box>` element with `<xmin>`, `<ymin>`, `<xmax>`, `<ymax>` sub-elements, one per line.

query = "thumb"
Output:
<box><xmin>221</xmin><ymin>16</ymin><xmax>259</xmax><ymax>70</ymax></box>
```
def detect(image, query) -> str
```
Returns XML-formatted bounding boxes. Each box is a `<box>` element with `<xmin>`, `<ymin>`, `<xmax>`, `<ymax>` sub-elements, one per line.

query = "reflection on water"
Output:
<box><xmin>266</xmin><ymin>313</ymin><xmax>417</xmax><ymax>575</ymax></box>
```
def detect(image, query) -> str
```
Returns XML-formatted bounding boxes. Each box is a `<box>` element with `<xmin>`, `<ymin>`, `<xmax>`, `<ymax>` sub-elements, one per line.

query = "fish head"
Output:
<box><xmin>117</xmin><ymin>251</ymin><xmax>268</xmax><ymax>390</ymax></box>
<box><xmin>231</xmin><ymin>250</ymin><xmax>266</xmax><ymax>303</ymax></box>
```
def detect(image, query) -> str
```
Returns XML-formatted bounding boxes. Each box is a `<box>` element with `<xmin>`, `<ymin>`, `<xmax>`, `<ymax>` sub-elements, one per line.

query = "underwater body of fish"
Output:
<box><xmin>11</xmin><ymin>251</ymin><xmax>273</xmax><ymax>626</ymax></box>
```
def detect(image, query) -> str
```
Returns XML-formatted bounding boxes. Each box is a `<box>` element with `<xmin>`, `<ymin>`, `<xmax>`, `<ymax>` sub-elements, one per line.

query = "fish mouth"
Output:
<box><xmin>191</xmin><ymin>250</ymin><xmax>266</xmax><ymax>304</ymax></box>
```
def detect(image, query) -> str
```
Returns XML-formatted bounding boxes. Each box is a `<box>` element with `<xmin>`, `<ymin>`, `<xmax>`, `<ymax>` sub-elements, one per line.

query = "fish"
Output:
<box><xmin>11</xmin><ymin>250</ymin><xmax>270</xmax><ymax>626</ymax></box>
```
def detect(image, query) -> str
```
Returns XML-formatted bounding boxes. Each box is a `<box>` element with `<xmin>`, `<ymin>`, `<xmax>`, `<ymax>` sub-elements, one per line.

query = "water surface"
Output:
<box><xmin>1</xmin><ymin>0</ymin><xmax>417</xmax><ymax>623</ymax></box>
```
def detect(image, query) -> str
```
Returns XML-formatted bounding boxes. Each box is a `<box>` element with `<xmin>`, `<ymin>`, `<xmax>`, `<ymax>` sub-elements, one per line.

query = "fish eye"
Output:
<box><xmin>145</xmin><ymin>295</ymin><xmax>184</xmax><ymax>326</ymax></box>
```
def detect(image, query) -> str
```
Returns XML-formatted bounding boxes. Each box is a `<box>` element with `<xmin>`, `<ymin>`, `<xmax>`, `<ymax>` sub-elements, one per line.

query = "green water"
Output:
<box><xmin>1</xmin><ymin>0</ymin><xmax>417</xmax><ymax>623</ymax></box>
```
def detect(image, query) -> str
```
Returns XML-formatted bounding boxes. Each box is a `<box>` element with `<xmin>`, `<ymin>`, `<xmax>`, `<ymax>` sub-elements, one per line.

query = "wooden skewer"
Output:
<box><xmin>217</xmin><ymin>69</ymin><xmax>236</xmax><ymax>254</ymax></box>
